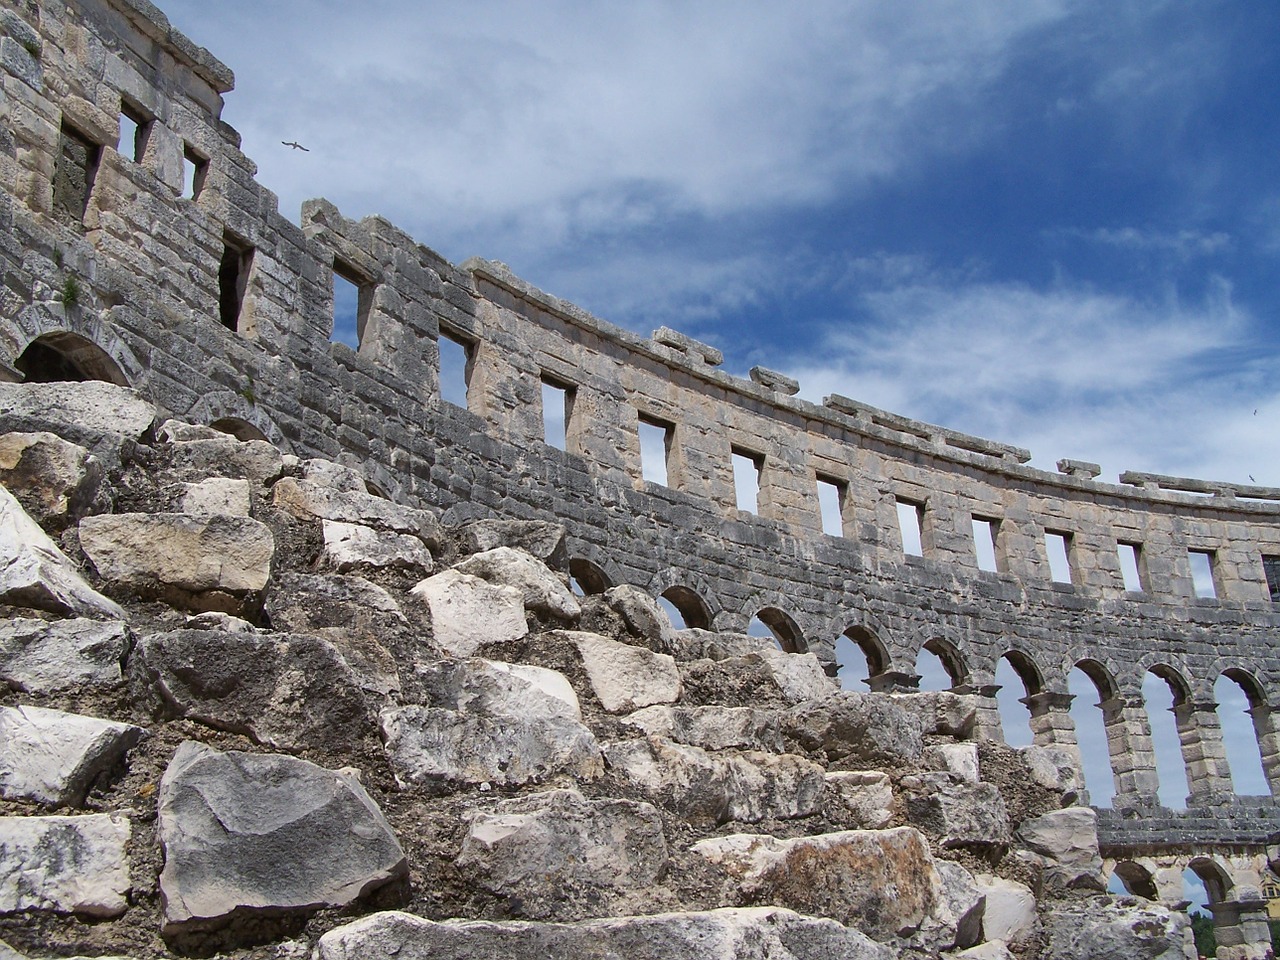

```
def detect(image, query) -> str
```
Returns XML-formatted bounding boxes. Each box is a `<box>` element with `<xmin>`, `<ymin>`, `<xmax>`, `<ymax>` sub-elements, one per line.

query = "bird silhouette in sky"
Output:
<box><xmin>282</xmin><ymin>141</ymin><xmax>310</xmax><ymax>152</ymax></box>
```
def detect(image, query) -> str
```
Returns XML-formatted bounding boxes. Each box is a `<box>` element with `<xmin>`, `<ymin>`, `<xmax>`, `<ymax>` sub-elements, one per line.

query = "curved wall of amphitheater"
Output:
<box><xmin>3</xmin><ymin>0</ymin><xmax>1280</xmax><ymax>856</ymax></box>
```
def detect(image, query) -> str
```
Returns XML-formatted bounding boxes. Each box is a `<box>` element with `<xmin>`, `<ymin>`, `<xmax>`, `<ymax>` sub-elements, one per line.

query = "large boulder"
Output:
<box><xmin>1041</xmin><ymin>897</ymin><xmax>1195</xmax><ymax>960</ymax></box>
<box><xmin>455</xmin><ymin>788</ymin><xmax>668</xmax><ymax>919</ymax></box>
<box><xmin>622</xmin><ymin>705</ymin><xmax>783</xmax><ymax>753</ymax></box>
<box><xmin>1020</xmin><ymin>744</ymin><xmax>1086</xmax><ymax>800</ymax></box>
<box><xmin>455</xmin><ymin>518</ymin><xmax>567</xmax><ymax>568</ymax></box>
<box><xmin>691</xmin><ymin>827</ymin><xmax>962</xmax><ymax>948</ymax></box>
<box><xmin>568</xmin><ymin>631</ymin><xmax>681</xmax><ymax>713</ymax></box>
<box><xmin>824</xmin><ymin>771</ymin><xmax>894</xmax><ymax>829</ymax></box>
<box><xmin>178</xmin><ymin>478</ymin><xmax>251</xmax><ymax>517</ymax></box>
<box><xmin>604</xmin><ymin>738</ymin><xmax>824</xmax><ymax>824</ymax></box>
<box><xmin>0</xmin><ymin>381</ymin><xmax>156</xmax><ymax>444</ymax></box>
<box><xmin>902</xmin><ymin>772</ymin><xmax>1010</xmax><ymax>849</ymax></box>
<box><xmin>0</xmin><ymin>618</ymin><xmax>131</xmax><ymax>692</ymax></box>
<box><xmin>892</xmin><ymin>690</ymin><xmax>979</xmax><ymax>738</ymax></box>
<box><xmin>158</xmin><ymin>427</ymin><xmax>284</xmax><ymax>484</ymax></box>
<box><xmin>680</xmin><ymin>649</ymin><xmax>836</xmax><ymax>709</ymax></box>
<box><xmin>975</xmin><ymin>873</ymin><xmax>1037</xmax><ymax>945</ymax></box>
<box><xmin>409</xmin><ymin>569</ymin><xmax>528</xmax><ymax>657</ymax></box>
<box><xmin>381</xmin><ymin>659</ymin><xmax>602</xmax><ymax>789</ymax></box>
<box><xmin>315</xmin><ymin>907</ymin><xmax>894</xmax><ymax>960</ymax></box>
<box><xmin>131</xmin><ymin>628</ymin><xmax>375</xmax><ymax>751</ymax></box>
<box><xmin>0</xmin><ymin>813</ymin><xmax>131</xmax><ymax>917</ymax></box>
<box><xmin>602</xmin><ymin>584</ymin><xmax>675</xmax><ymax>652</ymax></box>
<box><xmin>272</xmin><ymin>474</ymin><xmax>440</xmax><ymax>547</ymax></box>
<box><xmin>0</xmin><ymin>705</ymin><xmax>145</xmax><ymax>807</ymax></box>
<box><xmin>321</xmin><ymin>520</ymin><xmax>432</xmax><ymax>575</ymax></box>
<box><xmin>1016</xmin><ymin>807</ymin><xmax>1105</xmax><ymax>893</ymax></box>
<box><xmin>0</xmin><ymin>486</ymin><xmax>123</xmax><ymax>618</ymax></box>
<box><xmin>784</xmin><ymin>691</ymin><xmax>924</xmax><ymax>764</ymax></box>
<box><xmin>157</xmin><ymin>741</ymin><xmax>407</xmax><ymax>938</ymax></box>
<box><xmin>0</xmin><ymin>432</ymin><xmax>103</xmax><ymax>528</ymax></box>
<box><xmin>78</xmin><ymin>513</ymin><xmax>274</xmax><ymax>613</ymax></box>
<box><xmin>453</xmin><ymin>547</ymin><xmax>579</xmax><ymax>620</ymax></box>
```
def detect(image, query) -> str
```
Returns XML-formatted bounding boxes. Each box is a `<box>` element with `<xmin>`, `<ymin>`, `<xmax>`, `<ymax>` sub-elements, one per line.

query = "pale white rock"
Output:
<box><xmin>316</xmin><ymin>907</ymin><xmax>894</xmax><ymax>960</ymax></box>
<box><xmin>158</xmin><ymin>741</ymin><xmax>407</xmax><ymax>936</ymax></box>
<box><xmin>892</xmin><ymin>690</ymin><xmax>979</xmax><ymax>738</ymax></box>
<box><xmin>456</xmin><ymin>519</ymin><xmax>567</xmax><ymax>566</ymax></box>
<box><xmin>1041</xmin><ymin>897</ymin><xmax>1195</xmax><ymax>960</ymax></box>
<box><xmin>757</xmin><ymin>647</ymin><xmax>836</xmax><ymax>703</ymax></box>
<box><xmin>487</xmin><ymin>660</ymin><xmax>581</xmax><ymax>718</ymax></box>
<box><xmin>453</xmin><ymin>547</ymin><xmax>579</xmax><ymax>619</ymax></box>
<box><xmin>156</xmin><ymin>420</ymin><xmax>225</xmax><ymax>442</ymax></box>
<box><xmin>455</xmin><ymin>788</ymin><xmax>667</xmax><ymax>919</ymax></box>
<box><xmin>903</xmin><ymin>772</ymin><xmax>1010</xmax><ymax>848</ymax></box>
<box><xmin>785</xmin><ymin>690</ymin><xmax>924</xmax><ymax>763</ymax></box>
<box><xmin>934</xmin><ymin>859</ymin><xmax>985</xmax><ymax>950</ymax></box>
<box><xmin>1020</xmin><ymin>744</ymin><xmax>1086</xmax><ymax>799</ymax></box>
<box><xmin>0</xmin><ymin>813</ymin><xmax>131</xmax><ymax>917</ymax></box>
<box><xmin>974</xmin><ymin>873</ymin><xmax>1037</xmax><ymax>944</ymax></box>
<box><xmin>953</xmin><ymin>943</ymin><xmax>1017</xmax><ymax>960</ymax></box>
<box><xmin>0</xmin><ymin>431</ymin><xmax>101</xmax><ymax>527</ymax></box>
<box><xmin>1016</xmin><ymin>807</ymin><xmax>1105</xmax><ymax>893</ymax></box>
<box><xmin>824</xmin><ymin>770</ymin><xmax>894</xmax><ymax>829</ymax></box>
<box><xmin>78</xmin><ymin>513</ymin><xmax>274</xmax><ymax>597</ymax></box>
<box><xmin>297</xmin><ymin>458</ymin><xmax>370</xmax><ymax>493</ymax></box>
<box><xmin>272</xmin><ymin>476</ymin><xmax>440</xmax><ymax>547</ymax></box>
<box><xmin>322</xmin><ymin>520</ymin><xmax>433</xmax><ymax>574</ymax></box>
<box><xmin>0</xmin><ymin>618</ymin><xmax>131</xmax><ymax>692</ymax></box>
<box><xmin>622</xmin><ymin>705</ymin><xmax>782</xmax><ymax>752</ymax></box>
<box><xmin>179</xmin><ymin>478</ymin><xmax>250</xmax><ymax>517</ymax></box>
<box><xmin>604</xmin><ymin>584</ymin><xmax>675</xmax><ymax>651</ymax></box>
<box><xmin>0</xmin><ymin>381</ymin><xmax>156</xmax><ymax>441</ymax></box>
<box><xmin>0</xmin><ymin>486</ymin><xmax>123</xmax><ymax>618</ymax></box>
<box><xmin>691</xmin><ymin>827</ymin><xmax>958</xmax><ymax>947</ymax></box>
<box><xmin>164</xmin><ymin>435</ymin><xmax>284</xmax><ymax>484</ymax></box>
<box><xmin>925</xmin><ymin>743</ymin><xmax>980</xmax><ymax>782</ymax></box>
<box><xmin>410</xmin><ymin>569</ymin><xmax>527</xmax><ymax>657</ymax></box>
<box><xmin>570</xmin><ymin>631</ymin><xmax>681</xmax><ymax>713</ymax></box>
<box><xmin>604</xmin><ymin>737</ymin><xmax>824</xmax><ymax>824</ymax></box>
<box><xmin>0</xmin><ymin>705</ymin><xmax>145</xmax><ymax>807</ymax></box>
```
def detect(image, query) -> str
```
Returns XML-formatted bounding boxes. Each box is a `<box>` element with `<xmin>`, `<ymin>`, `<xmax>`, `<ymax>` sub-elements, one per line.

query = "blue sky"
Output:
<box><xmin>163</xmin><ymin>0</ymin><xmax>1280</xmax><ymax>486</ymax></box>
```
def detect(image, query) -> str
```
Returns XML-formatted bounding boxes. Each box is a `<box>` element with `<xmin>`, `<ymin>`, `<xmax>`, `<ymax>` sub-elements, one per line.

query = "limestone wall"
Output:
<box><xmin>2</xmin><ymin>0</ymin><xmax>1280</xmax><ymax>863</ymax></box>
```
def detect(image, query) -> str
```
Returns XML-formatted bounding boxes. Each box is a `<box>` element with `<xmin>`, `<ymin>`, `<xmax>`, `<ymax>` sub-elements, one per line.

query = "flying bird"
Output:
<box><xmin>282</xmin><ymin>141</ymin><xmax>310</xmax><ymax>152</ymax></box>
<box><xmin>1250</xmin><ymin>475</ymin><xmax>1257</xmax><ymax>483</ymax></box>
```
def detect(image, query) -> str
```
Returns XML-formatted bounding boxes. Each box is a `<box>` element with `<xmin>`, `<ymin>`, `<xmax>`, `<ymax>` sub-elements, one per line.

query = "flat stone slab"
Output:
<box><xmin>902</xmin><ymin>772</ymin><xmax>1010</xmax><ymax>848</ymax></box>
<box><xmin>604</xmin><ymin>738</ymin><xmax>824</xmax><ymax>824</ymax></box>
<box><xmin>570</xmin><ymin>631</ymin><xmax>681</xmax><ymax>713</ymax></box>
<box><xmin>0</xmin><ymin>814</ymin><xmax>131</xmax><ymax>917</ymax></box>
<box><xmin>622</xmin><ymin>705</ymin><xmax>783</xmax><ymax>752</ymax></box>
<box><xmin>316</xmin><ymin>907</ymin><xmax>894</xmax><ymax>960</ymax></box>
<box><xmin>456</xmin><ymin>788</ymin><xmax>668</xmax><ymax>919</ymax></box>
<box><xmin>453</xmin><ymin>547</ymin><xmax>579</xmax><ymax>619</ymax></box>
<box><xmin>0</xmin><ymin>382</ymin><xmax>156</xmax><ymax>442</ymax></box>
<box><xmin>272</xmin><ymin>476</ymin><xmax>440</xmax><ymax>546</ymax></box>
<box><xmin>0</xmin><ymin>705</ymin><xmax>145</xmax><ymax>807</ymax></box>
<box><xmin>0</xmin><ymin>485</ymin><xmax>123</xmax><ymax>619</ymax></box>
<box><xmin>1041</xmin><ymin>897</ymin><xmax>1194</xmax><ymax>960</ymax></box>
<box><xmin>784</xmin><ymin>691</ymin><xmax>924</xmax><ymax>764</ymax></box>
<box><xmin>322</xmin><ymin>520</ymin><xmax>432</xmax><ymax>574</ymax></box>
<box><xmin>158</xmin><ymin>741</ymin><xmax>407</xmax><ymax>936</ymax></box>
<box><xmin>0</xmin><ymin>618</ymin><xmax>131</xmax><ymax>692</ymax></box>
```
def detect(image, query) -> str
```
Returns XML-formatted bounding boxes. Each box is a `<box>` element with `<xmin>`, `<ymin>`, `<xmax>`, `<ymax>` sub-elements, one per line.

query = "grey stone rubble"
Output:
<box><xmin>0</xmin><ymin>0</ymin><xmax>1272</xmax><ymax>951</ymax></box>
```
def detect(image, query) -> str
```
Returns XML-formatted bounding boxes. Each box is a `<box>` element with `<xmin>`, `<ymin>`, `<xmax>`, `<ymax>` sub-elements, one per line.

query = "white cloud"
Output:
<box><xmin>1062</xmin><ymin>226</ymin><xmax>1232</xmax><ymax>259</ymax></box>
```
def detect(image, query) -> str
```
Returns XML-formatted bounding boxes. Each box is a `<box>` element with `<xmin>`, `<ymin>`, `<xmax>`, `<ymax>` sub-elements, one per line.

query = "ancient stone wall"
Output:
<box><xmin>2</xmin><ymin>0</ymin><xmax>1280</xmax><ymax>940</ymax></box>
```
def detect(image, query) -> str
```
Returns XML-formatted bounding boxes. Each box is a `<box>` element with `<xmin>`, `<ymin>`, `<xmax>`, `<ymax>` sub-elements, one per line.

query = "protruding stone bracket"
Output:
<box><xmin>866</xmin><ymin>670</ymin><xmax>920</xmax><ymax>693</ymax></box>
<box><xmin>1057</xmin><ymin>458</ymin><xmax>1102</xmax><ymax>479</ymax></box>
<box><xmin>748</xmin><ymin>366</ymin><xmax>799</xmax><ymax>396</ymax></box>
<box><xmin>651</xmin><ymin>327</ymin><xmax>723</xmax><ymax>367</ymax></box>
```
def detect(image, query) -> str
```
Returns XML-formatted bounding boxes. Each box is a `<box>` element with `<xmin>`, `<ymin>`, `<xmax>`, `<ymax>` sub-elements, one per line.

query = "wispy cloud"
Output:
<box><xmin>1058</xmin><ymin>226</ymin><xmax>1232</xmax><ymax>260</ymax></box>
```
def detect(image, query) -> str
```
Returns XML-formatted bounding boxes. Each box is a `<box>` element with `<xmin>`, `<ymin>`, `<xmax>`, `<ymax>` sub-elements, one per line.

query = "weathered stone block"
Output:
<box><xmin>453</xmin><ymin>546</ymin><xmax>578</xmax><ymax>619</ymax></box>
<box><xmin>409</xmin><ymin>569</ymin><xmax>527</xmax><ymax>657</ymax></box>
<box><xmin>570</xmin><ymin>631</ymin><xmax>681</xmax><ymax>713</ymax></box>
<box><xmin>0</xmin><ymin>431</ymin><xmax>102</xmax><ymax>528</ymax></box>
<box><xmin>0</xmin><ymin>705</ymin><xmax>144</xmax><ymax>807</ymax></box>
<box><xmin>0</xmin><ymin>813</ymin><xmax>131</xmax><ymax>917</ymax></box>
<box><xmin>0</xmin><ymin>618</ymin><xmax>131</xmax><ymax>693</ymax></box>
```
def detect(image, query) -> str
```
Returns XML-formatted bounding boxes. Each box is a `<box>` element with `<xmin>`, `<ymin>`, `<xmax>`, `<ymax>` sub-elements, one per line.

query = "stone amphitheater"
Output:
<box><xmin>1</xmin><ymin>1</ymin><xmax>1278</xmax><ymax>957</ymax></box>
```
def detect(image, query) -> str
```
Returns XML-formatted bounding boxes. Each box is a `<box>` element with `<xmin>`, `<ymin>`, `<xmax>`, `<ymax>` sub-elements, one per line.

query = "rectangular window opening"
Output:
<box><xmin>639</xmin><ymin>416</ymin><xmax>673</xmax><ymax>487</ymax></box>
<box><xmin>332</xmin><ymin>260</ymin><xmax>373</xmax><ymax>349</ymax></box>
<box><xmin>182</xmin><ymin>144</ymin><xmax>208</xmax><ymax>200</ymax></box>
<box><xmin>541</xmin><ymin>378</ymin><xmax>574</xmax><ymax>451</ymax></box>
<box><xmin>218</xmin><ymin>233</ymin><xmax>253</xmax><ymax>332</ymax></box>
<box><xmin>119</xmin><ymin>102</ymin><xmax>150</xmax><ymax>163</ymax></box>
<box><xmin>54</xmin><ymin>122</ymin><xmax>101</xmax><ymax>223</ymax></box>
<box><xmin>1117</xmin><ymin>542</ymin><xmax>1145</xmax><ymax>593</ymax></box>
<box><xmin>1045</xmin><ymin>531</ymin><xmax>1073</xmax><ymax>584</ymax></box>
<box><xmin>1263</xmin><ymin>555</ymin><xmax>1280</xmax><ymax>603</ymax></box>
<box><xmin>732</xmin><ymin>447</ymin><xmax>763</xmax><ymax>515</ymax></box>
<box><xmin>972</xmin><ymin>517</ymin><xmax>1000</xmax><ymax>572</ymax></box>
<box><xmin>816</xmin><ymin>476</ymin><xmax>846</xmax><ymax>537</ymax></box>
<box><xmin>438</xmin><ymin>329</ymin><xmax>473</xmax><ymax>409</ymax></box>
<box><xmin>896</xmin><ymin>499</ymin><xmax>924</xmax><ymax>557</ymax></box>
<box><xmin>1189</xmin><ymin>549</ymin><xmax>1218</xmax><ymax>599</ymax></box>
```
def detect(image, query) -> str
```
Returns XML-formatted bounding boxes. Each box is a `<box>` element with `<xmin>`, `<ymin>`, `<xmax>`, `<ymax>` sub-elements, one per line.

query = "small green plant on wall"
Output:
<box><xmin>61</xmin><ymin>274</ymin><xmax>81</xmax><ymax>308</ymax></box>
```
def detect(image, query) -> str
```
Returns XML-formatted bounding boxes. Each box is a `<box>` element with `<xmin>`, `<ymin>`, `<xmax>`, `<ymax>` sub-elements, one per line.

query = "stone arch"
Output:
<box><xmin>1002</xmin><ymin>648</ymin><xmax>1044</xmax><ymax>697</ymax></box>
<box><xmin>1071</xmin><ymin>657</ymin><xmax>1161</xmax><ymax>808</ymax></box>
<box><xmin>995</xmin><ymin>649</ymin><xmax>1044</xmax><ymax>747</ymax></box>
<box><xmin>1142</xmin><ymin>663</ymin><xmax>1194</xmax><ymax>808</ymax></box>
<box><xmin>209</xmin><ymin>417</ymin><xmax>270</xmax><ymax>443</ymax></box>
<box><xmin>659</xmin><ymin>584</ymin><xmax>713</xmax><ymax>630</ymax></box>
<box><xmin>920</xmin><ymin>637</ymin><xmax>969</xmax><ymax>689</ymax></box>
<box><xmin>1111</xmin><ymin>860</ymin><xmax>1159</xmax><ymax>900</ymax></box>
<box><xmin>568</xmin><ymin>556</ymin><xmax>613</xmax><ymax>597</ymax></box>
<box><xmin>16</xmin><ymin>331</ymin><xmax>129</xmax><ymax>385</ymax></box>
<box><xmin>842</xmin><ymin>625</ymin><xmax>889</xmax><ymax>678</ymax></box>
<box><xmin>1215</xmin><ymin>667</ymin><xmax>1274</xmax><ymax>797</ymax></box>
<box><xmin>751</xmin><ymin>605</ymin><xmax>806</xmax><ymax>654</ymax></box>
<box><xmin>1188</xmin><ymin>856</ymin><xmax>1235</xmax><ymax>905</ymax></box>
<box><xmin>187</xmin><ymin>389</ymin><xmax>290</xmax><ymax>451</ymax></box>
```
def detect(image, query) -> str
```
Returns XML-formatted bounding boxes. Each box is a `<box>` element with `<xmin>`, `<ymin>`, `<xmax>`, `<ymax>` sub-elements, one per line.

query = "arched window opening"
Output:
<box><xmin>16</xmin><ymin>332</ymin><xmax>128</xmax><ymax>385</ymax></box>
<box><xmin>1143</xmin><ymin>668</ymin><xmax>1190</xmax><ymax>809</ymax></box>
<box><xmin>748</xmin><ymin>607</ymin><xmax>804</xmax><ymax>653</ymax></box>
<box><xmin>1068</xmin><ymin>663</ymin><xmax>1117</xmax><ymax>807</ymax></box>
<box><xmin>837</xmin><ymin>626</ymin><xmax>887</xmax><ymax>692</ymax></box>
<box><xmin>915</xmin><ymin>638</ymin><xmax>967</xmax><ymax>691</ymax></box>
<box><xmin>660</xmin><ymin>585</ymin><xmax>712</xmax><ymax>631</ymax></box>
<box><xmin>209</xmin><ymin>417</ymin><xmax>269</xmax><ymax>443</ymax></box>
<box><xmin>1216</xmin><ymin>671</ymin><xmax>1268</xmax><ymax>796</ymax></box>
<box><xmin>995</xmin><ymin>653</ymin><xmax>1039</xmax><ymax>748</ymax></box>
<box><xmin>1110</xmin><ymin>861</ymin><xmax>1159</xmax><ymax>900</ymax></box>
<box><xmin>657</xmin><ymin>596</ymin><xmax>686</xmax><ymax>630</ymax></box>
<box><xmin>568</xmin><ymin>558</ymin><xmax>611</xmax><ymax>597</ymax></box>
